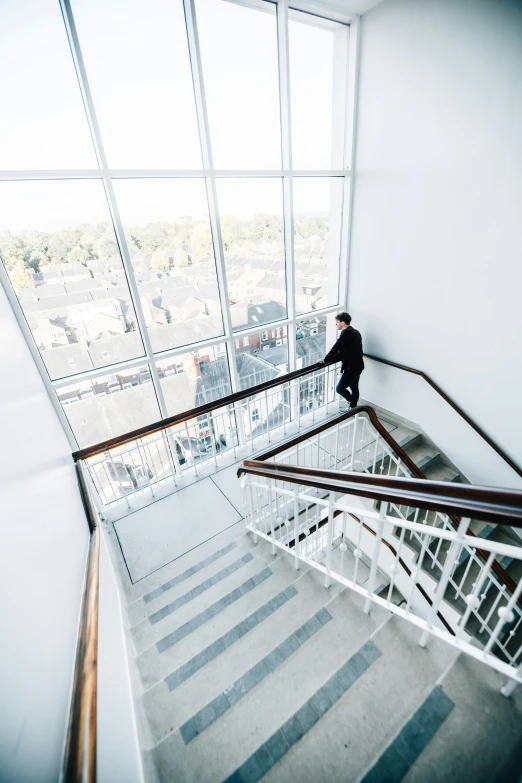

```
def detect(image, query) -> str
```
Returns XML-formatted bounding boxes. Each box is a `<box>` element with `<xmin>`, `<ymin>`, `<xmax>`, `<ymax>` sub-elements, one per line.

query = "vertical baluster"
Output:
<box><xmin>364</xmin><ymin>502</ymin><xmax>387</xmax><ymax>613</ymax></box>
<box><xmin>247</xmin><ymin>480</ymin><xmax>257</xmax><ymax>542</ymax></box>
<box><xmin>456</xmin><ymin>551</ymin><xmax>495</xmax><ymax>641</ymax></box>
<box><xmin>501</xmin><ymin>664</ymin><xmax>522</xmax><ymax>698</ymax></box>
<box><xmin>293</xmin><ymin>489</ymin><xmax>300</xmax><ymax>570</ymax></box>
<box><xmin>484</xmin><ymin>578</ymin><xmax>522</xmax><ymax>659</ymax></box>
<box><xmin>419</xmin><ymin>517</ymin><xmax>471</xmax><ymax>647</ymax></box>
<box><xmin>324</xmin><ymin>497</ymin><xmax>335</xmax><ymax>588</ymax></box>
<box><xmin>339</xmin><ymin>512</ymin><xmax>347</xmax><ymax>580</ymax></box>
<box><xmin>108</xmin><ymin>450</ymin><xmax>130</xmax><ymax>508</ymax></box>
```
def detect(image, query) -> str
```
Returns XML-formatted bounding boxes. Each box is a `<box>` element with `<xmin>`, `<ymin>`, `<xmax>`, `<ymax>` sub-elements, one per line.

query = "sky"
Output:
<box><xmin>0</xmin><ymin>0</ymin><xmax>346</xmax><ymax>232</ymax></box>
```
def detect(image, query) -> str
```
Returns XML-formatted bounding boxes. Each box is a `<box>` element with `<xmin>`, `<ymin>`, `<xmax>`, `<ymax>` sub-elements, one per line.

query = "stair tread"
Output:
<box><xmin>123</xmin><ymin>520</ymin><xmax>247</xmax><ymax>604</ymax></box>
<box><xmin>403</xmin><ymin>654</ymin><xmax>522</xmax><ymax>783</ymax></box>
<box><xmin>137</xmin><ymin>549</ymin><xmax>309</xmax><ymax>689</ymax></box>
<box><xmin>146</xmin><ymin>590</ymin><xmax>391</xmax><ymax>783</ymax></box>
<box><xmin>141</xmin><ymin>567</ymin><xmax>345</xmax><ymax>744</ymax></box>
<box><xmin>403</xmin><ymin>444</ymin><xmax>440</xmax><ymax>467</ymax></box>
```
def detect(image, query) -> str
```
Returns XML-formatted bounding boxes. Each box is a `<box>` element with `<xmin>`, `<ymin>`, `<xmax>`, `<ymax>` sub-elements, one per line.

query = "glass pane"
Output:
<box><xmin>294</xmin><ymin>177</ymin><xmax>343</xmax><ymax>315</ymax></box>
<box><xmin>157</xmin><ymin>344</ymin><xmax>231</xmax><ymax>417</ymax></box>
<box><xmin>296</xmin><ymin>315</ymin><xmax>327</xmax><ymax>367</ymax></box>
<box><xmin>236</xmin><ymin>326</ymin><xmax>288</xmax><ymax>391</ymax></box>
<box><xmin>72</xmin><ymin>0</ymin><xmax>201</xmax><ymax>168</ymax></box>
<box><xmin>196</xmin><ymin>0</ymin><xmax>281</xmax><ymax>168</ymax></box>
<box><xmin>289</xmin><ymin>11</ymin><xmax>347</xmax><ymax>169</ymax></box>
<box><xmin>0</xmin><ymin>0</ymin><xmax>96</xmax><ymax>168</ymax></box>
<box><xmin>113</xmin><ymin>178</ymin><xmax>224</xmax><ymax>353</ymax></box>
<box><xmin>0</xmin><ymin>180</ymin><xmax>145</xmax><ymax>381</ymax></box>
<box><xmin>216</xmin><ymin>178</ymin><xmax>286</xmax><ymax>331</ymax></box>
<box><xmin>58</xmin><ymin>366</ymin><xmax>160</xmax><ymax>447</ymax></box>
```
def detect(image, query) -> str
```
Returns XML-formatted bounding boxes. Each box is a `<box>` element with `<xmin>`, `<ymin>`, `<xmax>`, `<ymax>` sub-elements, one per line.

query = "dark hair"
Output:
<box><xmin>335</xmin><ymin>311</ymin><xmax>352</xmax><ymax>325</ymax></box>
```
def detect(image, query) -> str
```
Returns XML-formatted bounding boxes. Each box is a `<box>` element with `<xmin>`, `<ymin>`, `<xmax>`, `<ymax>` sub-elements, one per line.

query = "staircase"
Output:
<box><xmin>116</xmin><ymin>516</ymin><xmax>522</xmax><ymax>783</ymax></box>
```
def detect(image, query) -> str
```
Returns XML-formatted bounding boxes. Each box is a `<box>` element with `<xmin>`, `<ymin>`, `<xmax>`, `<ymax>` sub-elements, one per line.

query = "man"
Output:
<box><xmin>321</xmin><ymin>312</ymin><xmax>364</xmax><ymax>409</ymax></box>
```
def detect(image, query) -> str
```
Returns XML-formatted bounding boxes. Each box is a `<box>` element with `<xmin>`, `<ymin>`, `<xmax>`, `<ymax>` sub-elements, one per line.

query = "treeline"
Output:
<box><xmin>0</xmin><ymin>213</ymin><xmax>329</xmax><ymax>281</ymax></box>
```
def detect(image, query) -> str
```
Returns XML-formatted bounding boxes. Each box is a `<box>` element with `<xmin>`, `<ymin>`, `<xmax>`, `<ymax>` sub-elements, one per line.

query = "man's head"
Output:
<box><xmin>335</xmin><ymin>312</ymin><xmax>352</xmax><ymax>330</ymax></box>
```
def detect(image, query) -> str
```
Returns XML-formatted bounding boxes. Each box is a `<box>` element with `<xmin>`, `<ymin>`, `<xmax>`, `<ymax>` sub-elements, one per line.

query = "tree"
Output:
<box><xmin>94</xmin><ymin>232</ymin><xmax>119</xmax><ymax>259</ymax></box>
<box><xmin>190</xmin><ymin>221</ymin><xmax>212</xmax><ymax>263</ymax></box>
<box><xmin>10</xmin><ymin>260</ymin><xmax>32</xmax><ymax>288</ymax></box>
<box><xmin>251</xmin><ymin>213</ymin><xmax>283</xmax><ymax>243</ymax></box>
<box><xmin>151</xmin><ymin>248</ymin><xmax>170</xmax><ymax>271</ymax></box>
<box><xmin>27</xmin><ymin>251</ymin><xmax>42</xmax><ymax>273</ymax></box>
<box><xmin>174</xmin><ymin>247</ymin><xmax>189</xmax><ymax>268</ymax></box>
<box><xmin>1</xmin><ymin>239</ymin><xmax>27</xmax><ymax>270</ymax></box>
<box><xmin>68</xmin><ymin>245</ymin><xmax>90</xmax><ymax>265</ymax></box>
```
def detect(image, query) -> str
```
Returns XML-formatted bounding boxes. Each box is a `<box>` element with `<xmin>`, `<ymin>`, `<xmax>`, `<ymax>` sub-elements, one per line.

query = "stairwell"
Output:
<box><xmin>113</xmin><ymin>521</ymin><xmax>522</xmax><ymax>783</ymax></box>
<box><xmin>101</xmin><ymin>405</ymin><xmax>522</xmax><ymax>782</ymax></box>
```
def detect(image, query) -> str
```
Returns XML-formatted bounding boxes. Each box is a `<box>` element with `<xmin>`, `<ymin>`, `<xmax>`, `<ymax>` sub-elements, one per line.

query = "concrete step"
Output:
<box><xmin>141</xmin><ymin>567</ymin><xmax>347</xmax><ymax>746</ymax></box>
<box><xmin>402</xmin><ymin>444</ymin><xmax>441</xmax><ymax>474</ymax></box>
<box><xmin>122</xmin><ymin>519</ymin><xmax>247</xmax><ymax>605</ymax></box>
<box><xmin>258</xmin><ymin>614</ymin><xmax>458</xmax><ymax>783</ymax></box>
<box><xmin>146</xmin><ymin>588</ymin><xmax>392</xmax><ymax>783</ymax></box>
<box><xmin>135</xmin><ymin>549</ymin><xmax>311</xmax><ymax>690</ymax></box>
<box><xmin>423</xmin><ymin>464</ymin><xmax>461</xmax><ymax>483</ymax></box>
<box><xmin>130</xmin><ymin>545</ymin><xmax>270</xmax><ymax>652</ymax></box>
<box><xmin>402</xmin><ymin>654</ymin><xmax>522</xmax><ymax>783</ymax></box>
<box><xmin>127</xmin><ymin>534</ymin><xmax>257</xmax><ymax>627</ymax></box>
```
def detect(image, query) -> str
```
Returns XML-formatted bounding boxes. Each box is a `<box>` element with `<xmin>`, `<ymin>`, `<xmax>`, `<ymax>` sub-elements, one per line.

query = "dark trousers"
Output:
<box><xmin>336</xmin><ymin>371</ymin><xmax>361</xmax><ymax>407</ymax></box>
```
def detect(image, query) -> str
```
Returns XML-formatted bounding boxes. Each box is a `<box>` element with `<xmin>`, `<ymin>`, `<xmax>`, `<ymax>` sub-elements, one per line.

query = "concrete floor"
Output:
<box><xmin>114</xmin><ymin>462</ymin><xmax>246</xmax><ymax>583</ymax></box>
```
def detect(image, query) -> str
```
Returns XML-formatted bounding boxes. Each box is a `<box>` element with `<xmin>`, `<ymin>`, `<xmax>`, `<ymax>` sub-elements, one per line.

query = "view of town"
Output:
<box><xmin>0</xmin><ymin>207</ymin><xmax>335</xmax><ymax>446</ymax></box>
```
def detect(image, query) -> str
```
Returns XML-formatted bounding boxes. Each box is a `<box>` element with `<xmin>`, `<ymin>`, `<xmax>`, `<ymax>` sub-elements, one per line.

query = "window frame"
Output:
<box><xmin>0</xmin><ymin>0</ymin><xmax>359</xmax><ymax>450</ymax></box>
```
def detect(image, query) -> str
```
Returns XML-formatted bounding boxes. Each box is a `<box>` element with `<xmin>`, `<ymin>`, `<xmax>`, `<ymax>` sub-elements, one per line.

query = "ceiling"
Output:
<box><xmin>289</xmin><ymin>0</ymin><xmax>385</xmax><ymax>23</ymax></box>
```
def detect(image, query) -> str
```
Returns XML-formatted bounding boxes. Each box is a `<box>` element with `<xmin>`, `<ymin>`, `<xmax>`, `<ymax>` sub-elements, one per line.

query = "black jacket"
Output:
<box><xmin>324</xmin><ymin>326</ymin><xmax>364</xmax><ymax>374</ymax></box>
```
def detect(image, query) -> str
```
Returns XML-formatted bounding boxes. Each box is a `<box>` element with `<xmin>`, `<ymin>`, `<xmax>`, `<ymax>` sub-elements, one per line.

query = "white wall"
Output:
<box><xmin>97</xmin><ymin>533</ymin><xmax>144</xmax><ymax>783</ymax></box>
<box><xmin>0</xmin><ymin>281</ymin><xmax>89</xmax><ymax>782</ymax></box>
<box><xmin>0</xmin><ymin>280</ymin><xmax>144</xmax><ymax>782</ymax></box>
<box><xmin>349</xmin><ymin>0</ymin><xmax>522</xmax><ymax>481</ymax></box>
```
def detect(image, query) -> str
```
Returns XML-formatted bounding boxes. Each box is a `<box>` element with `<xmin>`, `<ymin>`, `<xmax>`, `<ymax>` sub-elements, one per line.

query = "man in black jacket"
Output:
<box><xmin>321</xmin><ymin>312</ymin><xmax>364</xmax><ymax>408</ymax></box>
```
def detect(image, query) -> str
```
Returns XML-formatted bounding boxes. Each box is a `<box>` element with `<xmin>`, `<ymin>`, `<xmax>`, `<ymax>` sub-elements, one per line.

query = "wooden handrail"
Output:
<box><xmin>240</xmin><ymin>458</ymin><xmax>522</xmax><ymax>528</ymax></box>
<box><xmin>244</xmin><ymin>404</ymin><xmax>522</xmax><ymax>595</ymax></box>
<box><xmin>63</xmin><ymin>464</ymin><xmax>100</xmax><ymax>783</ymax></box>
<box><xmin>72</xmin><ymin>351</ymin><xmax>521</xmax><ymax>482</ymax></box>
<box><xmin>363</xmin><ymin>353</ymin><xmax>522</xmax><ymax>480</ymax></box>
<box><xmin>72</xmin><ymin>361</ymin><xmax>327</xmax><ymax>462</ymax></box>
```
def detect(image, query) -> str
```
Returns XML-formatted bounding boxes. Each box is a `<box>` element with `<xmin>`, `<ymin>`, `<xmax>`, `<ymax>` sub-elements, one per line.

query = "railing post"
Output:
<box><xmin>501</xmin><ymin>665</ymin><xmax>522</xmax><ymax>698</ymax></box>
<box><xmin>247</xmin><ymin>480</ymin><xmax>258</xmax><ymax>544</ymax></box>
<box><xmin>324</xmin><ymin>497</ymin><xmax>335</xmax><ymax>588</ymax></box>
<box><xmin>293</xmin><ymin>489</ymin><xmax>301</xmax><ymax>570</ymax></box>
<box><xmin>419</xmin><ymin>517</ymin><xmax>471</xmax><ymax>647</ymax></box>
<box><xmin>364</xmin><ymin>501</ymin><xmax>387</xmax><ymax>613</ymax></box>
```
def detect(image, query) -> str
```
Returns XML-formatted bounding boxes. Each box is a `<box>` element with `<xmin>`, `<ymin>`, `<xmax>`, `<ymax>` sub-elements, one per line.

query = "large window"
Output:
<box><xmin>216</xmin><ymin>178</ymin><xmax>286</xmax><ymax>331</ymax></box>
<box><xmin>113</xmin><ymin>178</ymin><xmax>224</xmax><ymax>352</ymax></box>
<box><xmin>0</xmin><ymin>0</ymin><xmax>352</xmax><ymax>449</ymax></box>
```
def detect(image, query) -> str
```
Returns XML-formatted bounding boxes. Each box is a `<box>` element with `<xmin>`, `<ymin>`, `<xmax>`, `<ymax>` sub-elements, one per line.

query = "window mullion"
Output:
<box><xmin>183</xmin><ymin>0</ymin><xmax>240</xmax><ymax>393</ymax></box>
<box><xmin>341</xmin><ymin>15</ymin><xmax>361</xmax><ymax>309</ymax></box>
<box><xmin>59</xmin><ymin>0</ymin><xmax>168</xmax><ymax>419</ymax></box>
<box><xmin>277</xmin><ymin>0</ymin><xmax>296</xmax><ymax>372</ymax></box>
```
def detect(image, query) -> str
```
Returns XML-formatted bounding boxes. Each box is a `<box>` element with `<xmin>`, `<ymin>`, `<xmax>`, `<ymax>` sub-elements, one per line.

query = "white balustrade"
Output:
<box><xmin>241</xmin><ymin>411</ymin><xmax>522</xmax><ymax>691</ymax></box>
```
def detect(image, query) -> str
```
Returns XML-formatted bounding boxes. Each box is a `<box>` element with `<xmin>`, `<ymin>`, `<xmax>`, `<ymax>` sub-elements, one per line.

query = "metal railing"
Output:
<box><xmin>75</xmin><ymin>361</ymin><xmax>343</xmax><ymax>513</ymax></box>
<box><xmin>62</xmin><ymin>463</ymin><xmax>100</xmax><ymax>783</ymax></box>
<box><xmin>239</xmin><ymin>409</ymin><xmax>522</xmax><ymax>693</ymax></box>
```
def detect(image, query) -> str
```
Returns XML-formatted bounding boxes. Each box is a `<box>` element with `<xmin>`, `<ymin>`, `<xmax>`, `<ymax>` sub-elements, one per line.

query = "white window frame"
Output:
<box><xmin>0</xmin><ymin>0</ymin><xmax>360</xmax><ymax>450</ymax></box>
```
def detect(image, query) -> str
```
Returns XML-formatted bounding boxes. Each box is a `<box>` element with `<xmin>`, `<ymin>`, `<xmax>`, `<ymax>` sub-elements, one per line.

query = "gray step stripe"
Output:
<box><xmin>149</xmin><ymin>552</ymin><xmax>254</xmax><ymax>625</ymax></box>
<box><xmin>223</xmin><ymin>639</ymin><xmax>381</xmax><ymax>783</ymax></box>
<box><xmin>143</xmin><ymin>542</ymin><xmax>238</xmax><ymax>604</ymax></box>
<box><xmin>156</xmin><ymin>567</ymin><xmax>273</xmax><ymax>654</ymax></box>
<box><xmin>360</xmin><ymin>686</ymin><xmax>454</xmax><ymax>783</ymax></box>
<box><xmin>165</xmin><ymin>585</ymin><xmax>298</xmax><ymax>692</ymax></box>
<box><xmin>180</xmin><ymin>607</ymin><xmax>332</xmax><ymax>744</ymax></box>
